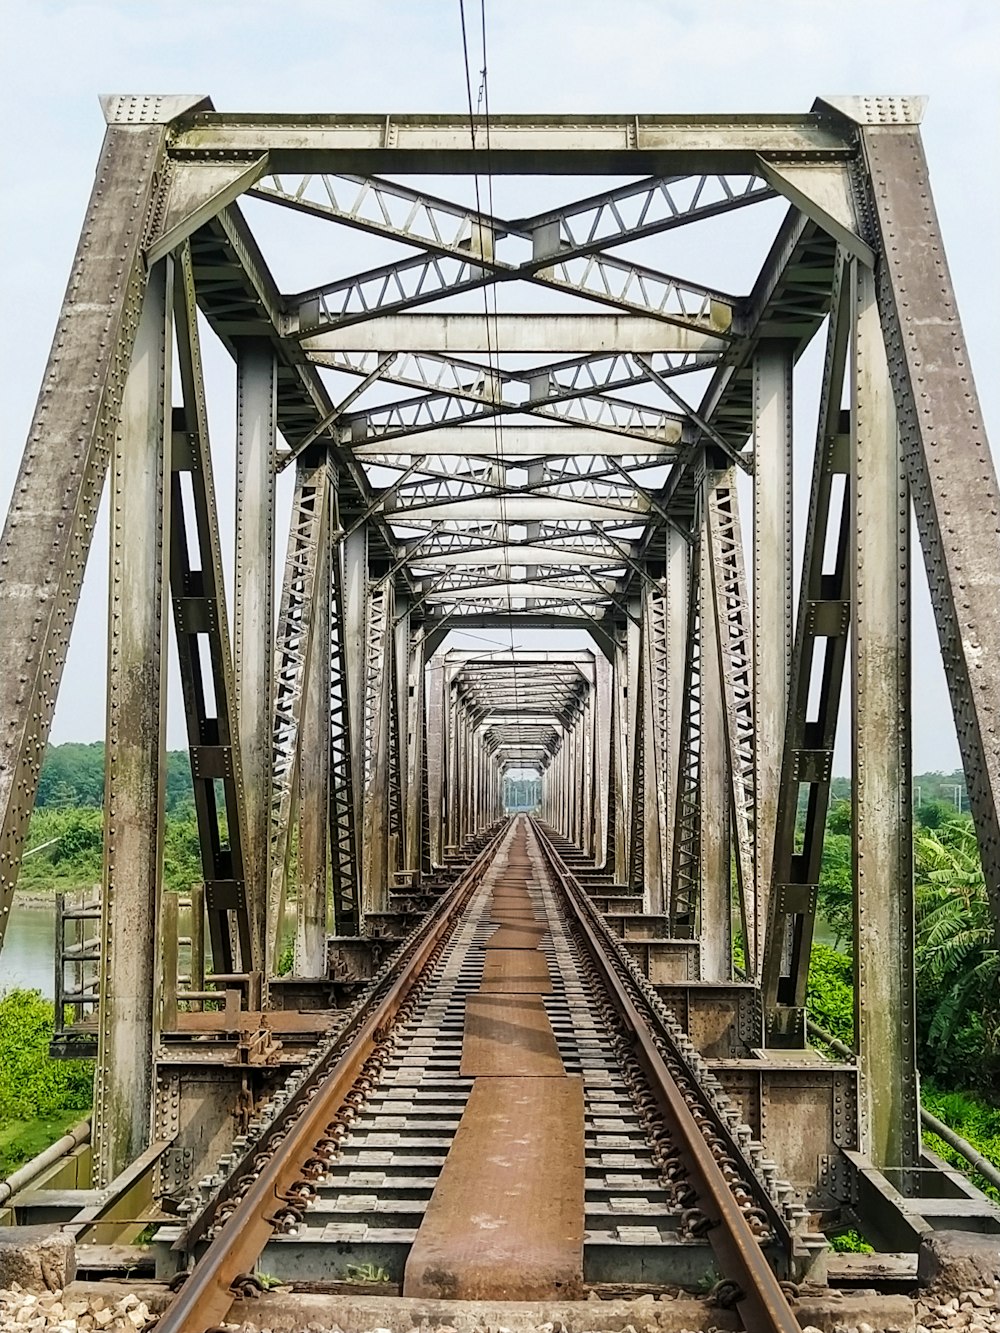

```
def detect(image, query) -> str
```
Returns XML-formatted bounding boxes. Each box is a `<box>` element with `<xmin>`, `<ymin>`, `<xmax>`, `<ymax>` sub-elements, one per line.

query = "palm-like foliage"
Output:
<box><xmin>914</xmin><ymin>821</ymin><xmax>1000</xmax><ymax>1081</ymax></box>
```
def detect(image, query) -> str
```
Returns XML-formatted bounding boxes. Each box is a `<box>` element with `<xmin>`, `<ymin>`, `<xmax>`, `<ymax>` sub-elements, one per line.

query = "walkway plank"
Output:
<box><xmin>481</xmin><ymin>923</ymin><xmax>547</xmax><ymax>950</ymax></box>
<box><xmin>481</xmin><ymin>948</ymin><xmax>552</xmax><ymax>993</ymax></box>
<box><xmin>402</xmin><ymin>1076</ymin><xmax>585</xmax><ymax>1300</ymax></box>
<box><xmin>462</xmin><ymin>994</ymin><xmax>564</xmax><ymax>1076</ymax></box>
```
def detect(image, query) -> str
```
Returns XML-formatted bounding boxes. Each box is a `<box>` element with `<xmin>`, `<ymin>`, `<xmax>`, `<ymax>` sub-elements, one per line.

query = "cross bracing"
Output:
<box><xmin>1</xmin><ymin>93</ymin><xmax>998</xmax><ymax>1221</ymax></box>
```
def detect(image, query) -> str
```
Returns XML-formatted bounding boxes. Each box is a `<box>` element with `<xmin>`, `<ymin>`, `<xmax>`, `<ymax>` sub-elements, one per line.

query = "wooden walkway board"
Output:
<box><xmin>481</xmin><ymin>923</ymin><xmax>547</xmax><ymax>950</ymax></box>
<box><xmin>462</xmin><ymin>994</ymin><xmax>564</xmax><ymax>1075</ymax></box>
<box><xmin>481</xmin><ymin>948</ymin><xmax>552</xmax><ymax>993</ymax></box>
<box><xmin>402</xmin><ymin>1076</ymin><xmax>585</xmax><ymax>1300</ymax></box>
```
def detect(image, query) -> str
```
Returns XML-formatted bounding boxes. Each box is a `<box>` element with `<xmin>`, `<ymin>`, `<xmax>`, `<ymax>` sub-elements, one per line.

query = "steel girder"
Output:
<box><xmin>170</xmin><ymin>247</ymin><xmax>254</xmax><ymax>978</ymax></box>
<box><xmin>267</xmin><ymin>455</ymin><xmax>332</xmax><ymax>974</ymax></box>
<box><xmin>94</xmin><ymin>254</ymin><xmax>173</xmax><ymax>1188</ymax></box>
<box><xmin>1</xmin><ymin>120</ymin><xmax>175</xmax><ymax>953</ymax></box>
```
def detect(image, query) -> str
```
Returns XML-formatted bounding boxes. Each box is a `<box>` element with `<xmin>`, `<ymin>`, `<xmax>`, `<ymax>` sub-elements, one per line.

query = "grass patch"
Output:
<box><xmin>827</xmin><ymin>1227</ymin><xmax>874</xmax><ymax>1254</ymax></box>
<box><xmin>921</xmin><ymin>1084</ymin><xmax>1000</xmax><ymax>1204</ymax></box>
<box><xmin>0</xmin><ymin>989</ymin><xmax>93</xmax><ymax>1178</ymax></box>
<box><xmin>0</xmin><ymin>1108</ymin><xmax>85</xmax><ymax>1178</ymax></box>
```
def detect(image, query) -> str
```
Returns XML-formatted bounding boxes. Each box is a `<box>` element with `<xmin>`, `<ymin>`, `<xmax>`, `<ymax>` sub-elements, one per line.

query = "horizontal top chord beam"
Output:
<box><xmin>301</xmin><ymin>315</ymin><xmax>727</xmax><ymax>355</ymax></box>
<box><xmin>169</xmin><ymin>112</ymin><xmax>857</xmax><ymax>174</ymax></box>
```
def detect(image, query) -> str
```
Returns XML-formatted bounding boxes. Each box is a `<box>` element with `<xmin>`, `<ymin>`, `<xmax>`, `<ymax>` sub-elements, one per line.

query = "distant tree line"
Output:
<box><xmin>35</xmin><ymin>741</ymin><xmax>194</xmax><ymax>812</ymax></box>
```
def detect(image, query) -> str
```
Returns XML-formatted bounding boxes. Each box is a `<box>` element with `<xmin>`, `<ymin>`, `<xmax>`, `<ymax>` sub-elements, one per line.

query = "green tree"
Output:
<box><xmin>35</xmin><ymin>742</ymin><xmax>105</xmax><ymax>808</ymax></box>
<box><xmin>806</xmin><ymin>943</ymin><xmax>854</xmax><ymax>1045</ymax></box>
<box><xmin>914</xmin><ymin>821</ymin><xmax>1000</xmax><ymax>1086</ymax></box>
<box><xmin>818</xmin><ymin>832</ymin><xmax>853</xmax><ymax>950</ymax></box>
<box><xmin>0</xmin><ymin>991</ymin><xmax>92</xmax><ymax>1121</ymax></box>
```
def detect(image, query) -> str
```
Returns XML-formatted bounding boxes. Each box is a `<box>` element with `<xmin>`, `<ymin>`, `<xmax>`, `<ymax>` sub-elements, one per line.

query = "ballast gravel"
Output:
<box><xmin>3</xmin><ymin>1285</ymin><xmax>1000</xmax><ymax>1333</ymax></box>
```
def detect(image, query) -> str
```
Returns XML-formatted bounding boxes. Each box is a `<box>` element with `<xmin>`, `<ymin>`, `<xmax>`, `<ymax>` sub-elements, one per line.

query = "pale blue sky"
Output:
<box><xmin>2</xmin><ymin>0</ymin><xmax>997</xmax><ymax>769</ymax></box>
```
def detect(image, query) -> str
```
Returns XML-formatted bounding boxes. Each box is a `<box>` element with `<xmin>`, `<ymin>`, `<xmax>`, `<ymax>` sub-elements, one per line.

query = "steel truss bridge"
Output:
<box><xmin>1</xmin><ymin>94</ymin><xmax>999</xmax><ymax>1321</ymax></box>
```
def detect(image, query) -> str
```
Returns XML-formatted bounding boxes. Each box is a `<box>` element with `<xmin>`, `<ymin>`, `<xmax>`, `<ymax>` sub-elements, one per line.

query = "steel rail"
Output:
<box><xmin>530</xmin><ymin>817</ymin><xmax>800</xmax><ymax>1333</ymax></box>
<box><xmin>155</xmin><ymin>821</ymin><xmax>510</xmax><ymax>1333</ymax></box>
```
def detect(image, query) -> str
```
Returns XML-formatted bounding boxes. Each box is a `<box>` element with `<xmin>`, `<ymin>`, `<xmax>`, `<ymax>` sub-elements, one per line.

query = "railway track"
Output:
<box><xmin>154</xmin><ymin>816</ymin><xmax>809</xmax><ymax>1333</ymax></box>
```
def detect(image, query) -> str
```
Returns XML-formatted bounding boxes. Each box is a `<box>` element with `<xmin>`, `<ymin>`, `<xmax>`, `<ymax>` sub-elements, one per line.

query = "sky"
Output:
<box><xmin>1</xmin><ymin>0</ymin><xmax>998</xmax><ymax>771</ymax></box>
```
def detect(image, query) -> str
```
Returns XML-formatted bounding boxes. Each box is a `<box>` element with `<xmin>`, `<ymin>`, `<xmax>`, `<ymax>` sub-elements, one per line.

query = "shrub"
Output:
<box><xmin>806</xmin><ymin>943</ymin><xmax>854</xmax><ymax>1046</ymax></box>
<box><xmin>0</xmin><ymin>990</ymin><xmax>93</xmax><ymax>1121</ymax></box>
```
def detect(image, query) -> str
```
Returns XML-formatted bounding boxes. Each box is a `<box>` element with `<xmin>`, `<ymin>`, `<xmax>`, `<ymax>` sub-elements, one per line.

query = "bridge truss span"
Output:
<box><xmin>2</xmin><ymin>93</ymin><xmax>999</xmax><ymax>1302</ymax></box>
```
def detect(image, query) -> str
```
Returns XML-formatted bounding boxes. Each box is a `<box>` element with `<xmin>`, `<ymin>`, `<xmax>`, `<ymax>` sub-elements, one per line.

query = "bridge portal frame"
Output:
<box><xmin>0</xmin><ymin>95</ymin><xmax>996</xmax><ymax>1195</ymax></box>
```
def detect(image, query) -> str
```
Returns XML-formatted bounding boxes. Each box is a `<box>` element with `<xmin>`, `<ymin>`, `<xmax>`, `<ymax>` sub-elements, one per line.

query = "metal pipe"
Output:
<box><xmin>806</xmin><ymin>1019</ymin><xmax>1000</xmax><ymax>1194</ymax></box>
<box><xmin>0</xmin><ymin>1120</ymin><xmax>91</xmax><ymax>1207</ymax></box>
<box><xmin>919</xmin><ymin>1109</ymin><xmax>1000</xmax><ymax>1194</ymax></box>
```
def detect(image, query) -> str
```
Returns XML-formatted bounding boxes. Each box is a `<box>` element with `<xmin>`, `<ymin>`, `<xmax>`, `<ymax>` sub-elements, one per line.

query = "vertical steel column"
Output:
<box><xmin>625</xmin><ymin>600</ymin><xmax>643</xmax><ymax>887</ymax></box>
<box><xmin>670</xmin><ymin>522</ymin><xmax>702</xmax><ymax>939</ymax></box>
<box><xmin>464</xmin><ymin>710</ymin><xmax>473</xmax><ymax>839</ymax></box>
<box><xmin>852</xmin><ymin>260</ymin><xmax>918</xmax><ymax>1170</ymax></box>
<box><xmin>425</xmin><ymin>657</ymin><xmax>445</xmax><ymax>865</ymax></box>
<box><xmin>581</xmin><ymin>689</ymin><xmax>595</xmax><ymax>857</ymax></box>
<box><xmin>404</xmin><ymin>628</ymin><xmax>426</xmax><ymax>875</ymax></box>
<box><xmin>461</xmin><ymin>710</ymin><xmax>470</xmax><ymax>841</ymax></box>
<box><xmin>642</xmin><ymin>588</ymin><xmax>668</xmax><ymax>912</ymax></box>
<box><xmin>700</xmin><ymin>501</ymin><xmax>732</xmax><ymax>981</ymax></box>
<box><xmin>267</xmin><ymin>458</ymin><xmax>330</xmax><ymax>974</ymax></box>
<box><xmin>342</xmin><ymin>526</ymin><xmax>367</xmax><ymax>855</ymax></box>
<box><xmin>329</xmin><ymin>485</ymin><xmax>360</xmax><ymax>935</ymax></box>
<box><xmin>664</xmin><ymin>529</ymin><xmax>689</xmax><ymax>910</ymax></box>
<box><xmin>753</xmin><ymin>346</ymin><xmax>793</xmax><ymax>976</ymax></box>
<box><xmin>95</xmin><ymin>259</ymin><xmax>172</xmax><ymax>1186</ymax></box>
<box><xmin>570</xmin><ymin>719</ymin><xmax>578</xmax><ymax>842</ymax></box>
<box><xmin>296</xmin><ymin>468</ymin><xmax>332</xmax><ymax>978</ymax></box>
<box><xmin>170</xmin><ymin>245</ymin><xmax>252</xmax><ymax>976</ymax></box>
<box><xmin>573</xmin><ymin>714</ymin><xmax>584</xmax><ymax>845</ymax></box>
<box><xmin>444</xmin><ymin>676</ymin><xmax>459</xmax><ymax>852</ymax></box>
<box><xmin>760</xmin><ymin>253</ymin><xmax>851</xmax><ymax>1044</ymax></box>
<box><xmin>234</xmin><ymin>341</ymin><xmax>276</xmax><ymax>966</ymax></box>
<box><xmin>474</xmin><ymin>719</ymin><xmax>483</xmax><ymax>833</ymax></box>
<box><xmin>611</xmin><ymin>643</ymin><xmax>630</xmax><ymax>883</ymax></box>
<box><xmin>362</xmin><ymin>582</ymin><xmax>392</xmax><ymax>912</ymax></box>
<box><xmin>593</xmin><ymin>651</ymin><xmax>612</xmax><ymax>869</ymax></box>
<box><xmin>557</xmin><ymin>741</ymin><xmax>565</xmax><ymax>831</ymax></box>
<box><xmin>392</xmin><ymin>596</ymin><xmax>411</xmax><ymax>878</ymax></box>
<box><xmin>706</xmin><ymin>473</ymin><xmax>755</xmax><ymax>969</ymax></box>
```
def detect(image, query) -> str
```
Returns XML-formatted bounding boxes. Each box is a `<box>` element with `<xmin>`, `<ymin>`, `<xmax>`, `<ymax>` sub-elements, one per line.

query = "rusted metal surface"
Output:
<box><xmin>461</xmin><ymin>995</ymin><xmax>565</xmax><ymax>1077</ymax></box>
<box><xmin>480</xmin><ymin>950</ymin><xmax>552</xmax><ymax>993</ymax></box>
<box><xmin>403</xmin><ymin>1076</ymin><xmax>585</xmax><ymax>1300</ymax></box>
<box><xmin>482</xmin><ymin>923</ymin><xmax>548</xmax><ymax>949</ymax></box>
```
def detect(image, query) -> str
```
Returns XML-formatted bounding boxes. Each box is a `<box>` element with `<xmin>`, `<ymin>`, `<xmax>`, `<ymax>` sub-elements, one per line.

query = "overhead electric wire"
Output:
<box><xmin>458</xmin><ymin>0</ymin><xmax>533</xmax><ymax>791</ymax></box>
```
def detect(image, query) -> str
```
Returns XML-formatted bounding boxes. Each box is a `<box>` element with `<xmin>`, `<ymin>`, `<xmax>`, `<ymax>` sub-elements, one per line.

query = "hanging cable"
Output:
<box><xmin>458</xmin><ymin>0</ymin><xmax>528</xmax><ymax>795</ymax></box>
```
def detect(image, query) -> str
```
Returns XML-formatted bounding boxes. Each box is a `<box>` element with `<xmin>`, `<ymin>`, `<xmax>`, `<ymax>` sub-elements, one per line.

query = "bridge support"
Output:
<box><xmin>234</xmin><ymin>341</ymin><xmax>276</xmax><ymax>969</ymax></box>
<box><xmin>852</xmin><ymin>259</ymin><xmax>919</xmax><ymax>1171</ymax></box>
<box><xmin>95</xmin><ymin>258</ymin><xmax>172</xmax><ymax>1186</ymax></box>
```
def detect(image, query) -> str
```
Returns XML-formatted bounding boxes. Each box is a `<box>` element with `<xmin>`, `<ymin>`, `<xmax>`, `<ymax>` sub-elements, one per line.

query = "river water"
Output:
<box><xmin>2</xmin><ymin>899</ymin><xmax>298</xmax><ymax>1000</ymax></box>
<box><xmin>3</xmin><ymin>901</ymin><xmax>56</xmax><ymax>995</ymax></box>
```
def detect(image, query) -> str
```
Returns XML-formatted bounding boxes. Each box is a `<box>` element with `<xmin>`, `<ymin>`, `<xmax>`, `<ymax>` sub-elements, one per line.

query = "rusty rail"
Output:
<box><xmin>530</xmin><ymin>818</ymin><xmax>800</xmax><ymax>1333</ymax></box>
<box><xmin>156</xmin><ymin>822</ymin><xmax>508</xmax><ymax>1333</ymax></box>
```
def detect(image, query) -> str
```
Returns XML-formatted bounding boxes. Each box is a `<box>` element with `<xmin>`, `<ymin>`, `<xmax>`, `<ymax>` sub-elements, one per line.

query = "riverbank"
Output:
<box><xmin>13</xmin><ymin>888</ymin><xmax>95</xmax><ymax>909</ymax></box>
